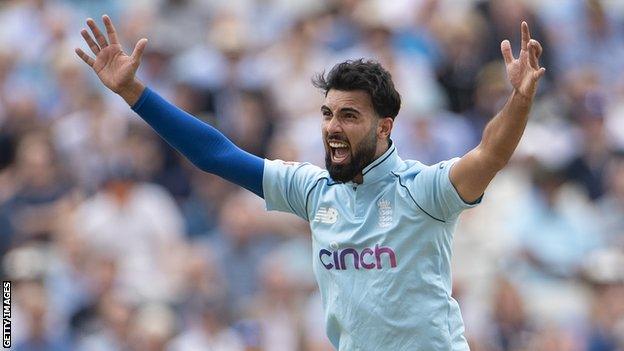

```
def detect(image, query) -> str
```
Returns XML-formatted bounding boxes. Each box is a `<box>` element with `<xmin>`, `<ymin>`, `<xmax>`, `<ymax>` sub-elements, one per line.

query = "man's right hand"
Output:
<box><xmin>75</xmin><ymin>15</ymin><xmax>148</xmax><ymax>106</ymax></box>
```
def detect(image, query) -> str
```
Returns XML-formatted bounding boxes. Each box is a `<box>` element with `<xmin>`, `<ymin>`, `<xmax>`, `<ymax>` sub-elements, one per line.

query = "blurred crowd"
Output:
<box><xmin>0</xmin><ymin>0</ymin><xmax>623</xmax><ymax>350</ymax></box>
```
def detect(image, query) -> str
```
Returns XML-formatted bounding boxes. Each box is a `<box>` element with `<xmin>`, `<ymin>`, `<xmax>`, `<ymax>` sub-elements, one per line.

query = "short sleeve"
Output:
<box><xmin>263</xmin><ymin>159</ymin><xmax>326</xmax><ymax>220</ymax></box>
<box><xmin>412</xmin><ymin>157</ymin><xmax>481</xmax><ymax>220</ymax></box>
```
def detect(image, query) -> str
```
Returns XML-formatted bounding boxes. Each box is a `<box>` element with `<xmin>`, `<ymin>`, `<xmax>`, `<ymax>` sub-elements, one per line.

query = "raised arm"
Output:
<box><xmin>75</xmin><ymin>15</ymin><xmax>264</xmax><ymax>197</ymax></box>
<box><xmin>449</xmin><ymin>22</ymin><xmax>545</xmax><ymax>203</ymax></box>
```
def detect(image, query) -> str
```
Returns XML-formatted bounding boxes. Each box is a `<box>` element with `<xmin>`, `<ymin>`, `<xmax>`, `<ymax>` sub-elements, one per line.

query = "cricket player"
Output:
<box><xmin>76</xmin><ymin>15</ymin><xmax>545</xmax><ymax>350</ymax></box>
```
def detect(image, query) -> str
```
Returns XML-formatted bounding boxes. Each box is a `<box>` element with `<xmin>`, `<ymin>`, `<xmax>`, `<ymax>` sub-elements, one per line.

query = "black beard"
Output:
<box><xmin>325</xmin><ymin>129</ymin><xmax>377</xmax><ymax>183</ymax></box>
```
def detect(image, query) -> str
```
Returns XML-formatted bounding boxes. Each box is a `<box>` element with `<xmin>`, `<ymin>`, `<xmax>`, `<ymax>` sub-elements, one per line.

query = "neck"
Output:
<box><xmin>374</xmin><ymin>138</ymin><xmax>390</xmax><ymax>160</ymax></box>
<box><xmin>352</xmin><ymin>139</ymin><xmax>390</xmax><ymax>184</ymax></box>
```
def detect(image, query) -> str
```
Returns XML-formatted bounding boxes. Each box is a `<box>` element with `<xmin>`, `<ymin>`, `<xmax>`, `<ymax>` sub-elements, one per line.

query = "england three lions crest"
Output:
<box><xmin>377</xmin><ymin>199</ymin><xmax>392</xmax><ymax>228</ymax></box>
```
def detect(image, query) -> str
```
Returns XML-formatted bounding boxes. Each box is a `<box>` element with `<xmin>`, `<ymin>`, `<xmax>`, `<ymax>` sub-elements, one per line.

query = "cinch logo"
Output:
<box><xmin>319</xmin><ymin>244</ymin><xmax>397</xmax><ymax>270</ymax></box>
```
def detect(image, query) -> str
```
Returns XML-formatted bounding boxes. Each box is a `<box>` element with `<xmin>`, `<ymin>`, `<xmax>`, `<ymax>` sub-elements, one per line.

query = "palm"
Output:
<box><xmin>501</xmin><ymin>22</ymin><xmax>546</xmax><ymax>99</ymax></box>
<box><xmin>75</xmin><ymin>16</ymin><xmax>147</xmax><ymax>94</ymax></box>
<box><xmin>93</xmin><ymin>44</ymin><xmax>136</xmax><ymax>92</ymax></box>
<box><xmin>506</xmin><ymin>50</ymin><xmax>535</xmax><ymax>95</ymax></box>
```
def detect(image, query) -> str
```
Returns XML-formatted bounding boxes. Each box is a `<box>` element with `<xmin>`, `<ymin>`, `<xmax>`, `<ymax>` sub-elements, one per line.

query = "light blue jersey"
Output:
<box><xmin>263</xmin><ymin>143</ymin><xmax>480</xmax><ymax>350</ymax></box>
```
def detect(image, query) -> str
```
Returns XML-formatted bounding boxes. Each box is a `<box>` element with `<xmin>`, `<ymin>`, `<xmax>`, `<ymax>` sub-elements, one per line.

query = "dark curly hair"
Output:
<box><xmin>312</xmin><ymin>59</ymin><xmax>401</xmax><ymax>120</ymax></box>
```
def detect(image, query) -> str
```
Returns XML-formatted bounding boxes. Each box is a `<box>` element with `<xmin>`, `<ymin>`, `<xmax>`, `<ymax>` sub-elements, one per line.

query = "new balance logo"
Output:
<box><xmin>314</xmin><ymin>207</ymin><xmax>338</xmax><ymax>224</ymax></box>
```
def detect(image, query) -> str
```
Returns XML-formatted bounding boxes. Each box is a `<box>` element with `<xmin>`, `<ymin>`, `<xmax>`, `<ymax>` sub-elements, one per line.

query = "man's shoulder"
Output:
<box><xmin>392</xmin><ymin>159</ymin><xmax>428</xmax><ymax>179</ymax></box>
<box><xmin>270</xmin><ymin>159</ymin><xmax>327</xmax><ymax>174</ymax></box>
<box><xmin>394</xmin><ymin>158</ymin><xmax>460</xmax><ymax>177</ymax></box>
<box><xmin>262</xmin><ymin>159</ymin><xmax>332</xmax><ymax>219</ymax></box>
<box><xmin>264</xmin><ymin>159</ymin><xmax>330</xmax><ymax>183</ymax></box>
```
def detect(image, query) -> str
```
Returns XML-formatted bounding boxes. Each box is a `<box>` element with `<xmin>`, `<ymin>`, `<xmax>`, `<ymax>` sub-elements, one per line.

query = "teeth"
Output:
<box><xmin>329</xmin><ymin>142</ymin><xmax>348</xmax><ymax>148</ymax></box>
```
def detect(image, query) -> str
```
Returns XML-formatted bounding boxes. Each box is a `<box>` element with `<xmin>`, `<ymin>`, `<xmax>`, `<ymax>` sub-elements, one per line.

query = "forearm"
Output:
<box><xmin>131</xmin><ymin>87</ymin><xmax>264</xmax><ymax>197</ymax></box>
<box><xmin>477</xmin><ymin>89</ymin><xmax>533</xmax><ymax>169</ymax></box>
<box><xmin>449</xmin><ymin>89</ymin><xmax>533</xmax><ymax>203</ymax></box>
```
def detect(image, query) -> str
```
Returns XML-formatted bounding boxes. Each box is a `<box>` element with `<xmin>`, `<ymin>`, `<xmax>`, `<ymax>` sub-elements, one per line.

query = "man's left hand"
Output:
<box><xmin>501</xmin><ymin>21</ymin><xmax>546</xmax><ymax>100</ymax></box>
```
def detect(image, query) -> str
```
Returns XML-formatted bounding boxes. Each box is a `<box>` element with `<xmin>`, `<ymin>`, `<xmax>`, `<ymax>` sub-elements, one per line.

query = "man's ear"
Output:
<box><xmin>377</xmin><ymin>117</ymin><xmax>394</xmax><ymax>139</ymax></box>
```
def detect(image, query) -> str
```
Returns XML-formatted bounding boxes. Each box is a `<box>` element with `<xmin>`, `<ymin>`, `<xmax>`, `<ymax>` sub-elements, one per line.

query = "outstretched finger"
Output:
<box><xmin>80</xmin><ymin>29</ymin><xmax>100</xmax><ymax>55</ymax></box>
<box><xmin>533</xmin><ymin>39</ymin><xmax>543</xmax><ymax>58</ymax></box>
<box><xmin>130</xmin><ymin>38</ymin><xmax>148</xmax><ymax>64</ymax></box>
<box><xmin>521</xmin><ymin>21</ymin><xmax>530</xmax><ymax>51</ymax></box>
<box><xmin>75</xmin><ymin>48</ymin><xmax>95</xmax><ymax>67</ymax></box>
<box><xmin>102</xmin><ymin>15</ymin><xmax>120</xmax><ymax>45</ymax></box>
<box><xmin>87</xmin><ymin>18</ymin><xmax>108</xmax><ymax>48</ymax></box>
<box><xmin>500</xmin><ymin>40</ymin><xmax>514</xmax><ymax>65</ymax></box>
<box><xmin>528</xmin><ymin>40</ymin><xmax>540</xmax><ymax>70</ymax></box>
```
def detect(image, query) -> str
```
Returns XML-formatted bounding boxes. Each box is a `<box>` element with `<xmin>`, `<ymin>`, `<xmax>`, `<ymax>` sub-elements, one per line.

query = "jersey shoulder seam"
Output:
<box><xmin>391</xmin><ymin>171</ymin><xmax>446</xmax><ymax>223</ymax></box>
<box><xmin>279</xmin><ymin>162</ymin><xmax>325</xmax><ymax>216</ymax></box>
<box><xmin>304</xmin><ymin>176</ymin><xmax>338</xmax><ymax>221</ymax></box>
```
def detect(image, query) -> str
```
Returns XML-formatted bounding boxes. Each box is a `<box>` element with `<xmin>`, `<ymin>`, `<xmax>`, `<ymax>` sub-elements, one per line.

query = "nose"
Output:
<box><xmin>325</xmin><ymin>115</ymin><xmax>343</xmax><ymax>135</ymax></box>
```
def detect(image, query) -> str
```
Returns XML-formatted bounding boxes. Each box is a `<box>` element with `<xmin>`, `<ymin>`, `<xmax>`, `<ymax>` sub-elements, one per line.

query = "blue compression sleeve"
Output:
<box><xmin>131</xmin><ymin>87</ymin><xmax>264</xmax><ymax>198</ymax></box>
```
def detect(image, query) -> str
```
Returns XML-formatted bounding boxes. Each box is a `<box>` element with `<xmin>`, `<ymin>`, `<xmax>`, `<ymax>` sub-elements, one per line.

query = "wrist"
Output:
<box><xmin>118</xmin><ymin>80</ymin><xmax>145</xmax><ymax>106</ymax></box>
<box><xmin>511</xmin><ymin>88</ymin><xmax>534</xmax><ymax>106</ymax></box>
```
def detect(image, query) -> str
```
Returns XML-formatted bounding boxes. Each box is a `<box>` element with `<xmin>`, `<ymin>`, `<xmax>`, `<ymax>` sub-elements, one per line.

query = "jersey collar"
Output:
<box><xmin>360</xmin><ymin>140</ymin><xmax>400</xmax><ymax>184</ymax></box>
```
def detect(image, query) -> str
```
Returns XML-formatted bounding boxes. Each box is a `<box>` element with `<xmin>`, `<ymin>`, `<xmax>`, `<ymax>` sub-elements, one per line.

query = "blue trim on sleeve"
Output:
<box><xmin>131</xmin><ymin>87</ymin><xmax>264</xmax><ymax>197</ymax></box>
<box><xmin>131</xmin><ymin>87</ymin><xmax>151</xmax><ymax>110</ymax></box>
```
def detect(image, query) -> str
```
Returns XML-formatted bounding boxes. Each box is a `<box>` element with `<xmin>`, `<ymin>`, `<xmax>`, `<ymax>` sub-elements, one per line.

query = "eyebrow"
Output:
<box><xmin>320</xmin><ymin>105</ymin><xmax>361</xmax><ymax>115</ymax></box>
<box><xmin>340</xmin><ymin>107</ymin><xmax>361</xmax><ymax>115</ymax></box>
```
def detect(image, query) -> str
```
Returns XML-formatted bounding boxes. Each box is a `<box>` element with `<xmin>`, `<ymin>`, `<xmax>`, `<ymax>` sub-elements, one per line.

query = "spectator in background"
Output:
<box><xmin>209</xmin><ymin>190</ymin><xmax>280</xmax><ymax>315</ymax></box>
<box><xmin>433</xmin><ymin>8</ymin><xmax>488</xmax><ymax>113</ymax></box>
<box><xmin>259</xmin><ymin>18</ymin><xmax>327</xmax><ymax>125</ymax></box>
<box><xmin>565</xmin><ymin>91</ymin><xmax>612</xmax><ymax>200</ymax></box>
<box><xmin>581</xmin><ymin>247</ymin><xmax>624</xmax><ymax>351</ymax></box>
<box><xmin>13</xmin><ymin>280</ymin><xmax>72</xmax><ymax>351</ymax></box>
<box><xmin>173</xmin><ymin>245</ymin><xmax>228</xmax><ymax>320</ymax></box>
<box><xmin>53</xmin><ymin>91</ymin><xmax>129</xmax><ymax>190</ymax></box>
<box><xmin>464</xmin><ymin>62</ymin><xmax>510</xmax><ymax>138</ymax></box>
<box><xmin>246</xmin><ymin>240</ymin><xmax>316</xmax><ymax>351</ymax></box>
<box><xmin>167</xmin><ymin>297</ymin><xmax>245</xmax><ymax>351</ymax></box>
<box><xmin>490</xmin><ymin>277</ymin><xmax>532</xmax><ymax>351</ymax></box>
<box><xmin>597</xmin><ymin>151</ymin><xmax>624</xmax><ymax>248</ymax></box>
<box><xmin>74</xmin><ymin>292</ymin><xmax>134</xmax><ymax>351</ymax></box>
<box><xmin>541</xmin><ymin>0</ymin><xmax>624</xmax><ymax>85</ymax></box>
<box><xmin>0</xmin><ymin>131</ymin><xmax>72</xmax><ymax>246</ymax></box>
<box><xmin>511</xmin><ymin>164</ymin><xmax>602</xmax><ymax>281</ymax></box>
<box><xmin>131</xmin><ymin>303</ymin><xmax>177</xmax><ymax>351</ymax></box>
<box><xmin>179</xmin><ymin>171</ymin><xmax>233</xmax><ymax>237</ymax></box>
<box><xmin>152</xmin><ymin>0</ymin><xmax>211</xmax><ymax>53</ymax></box>
<box><xmin>73</xmin><ymin>163</ymin><xmax>186</xmax><ymax>303</ymax></box>
<box><xmin>585</xmin><ymin>281</ymin><xmax>624</xmax><ymax>351</ymax></box>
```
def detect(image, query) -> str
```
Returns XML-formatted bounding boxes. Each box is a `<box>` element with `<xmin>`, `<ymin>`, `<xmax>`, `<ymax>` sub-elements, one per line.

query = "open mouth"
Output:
<box><xmin>328</xmin><ymin>140</ymin><xmax>350</xmax><ymax>165</ymax></box>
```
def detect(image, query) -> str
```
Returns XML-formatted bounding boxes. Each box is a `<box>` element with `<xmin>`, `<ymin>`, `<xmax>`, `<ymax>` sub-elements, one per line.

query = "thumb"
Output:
<box><xmin>131</xmin><ymin>38</ymin><xmax>148</xmax><ymax>64</ymax></box>
<box><xmin>534</xmin><ymin>67</ymin><xmax>546</xmax><ymax>80</ymax></box>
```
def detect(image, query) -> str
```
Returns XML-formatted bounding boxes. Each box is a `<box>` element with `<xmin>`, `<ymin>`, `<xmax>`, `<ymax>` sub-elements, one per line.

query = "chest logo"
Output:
<box><xmin>313</xmin><ymin>206</ymin><xmax>338</xmax><ymax>224</ymax></box>
<box><xmin>319</xmin><ymin>244</ymin><xmax>398</xmax><ymax>270</ymax></box>
<box><xmin>377</xmin><ymin>199</ymin><xmax>392</xmax><ymax>228</ymax></box>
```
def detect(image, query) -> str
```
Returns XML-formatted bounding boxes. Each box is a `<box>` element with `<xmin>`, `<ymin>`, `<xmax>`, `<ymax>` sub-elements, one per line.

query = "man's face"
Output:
<box><xmin>321</xmin><ymin>89</ymin><xmax>379</xmax><ymax>183</ymax></box>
